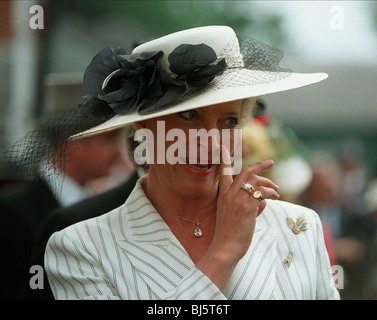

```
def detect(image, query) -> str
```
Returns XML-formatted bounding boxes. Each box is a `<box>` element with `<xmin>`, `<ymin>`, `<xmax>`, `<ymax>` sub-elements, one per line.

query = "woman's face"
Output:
<box><xmin>138</xmin><ymin>100</ymin><xmax>243</xmax><ymax>199</ymax></box>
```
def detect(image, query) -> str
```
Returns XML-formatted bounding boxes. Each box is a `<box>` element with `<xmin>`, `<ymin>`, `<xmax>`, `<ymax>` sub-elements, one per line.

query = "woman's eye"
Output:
<box><xmin>179</xmin><ymin>110</ymin><xmax>198</xmax><ymax>120</ymax></box>
<box><xmin>225</xmin><ymin>117</ymin><xmax>240</xmax><ymax>128</ymax></box>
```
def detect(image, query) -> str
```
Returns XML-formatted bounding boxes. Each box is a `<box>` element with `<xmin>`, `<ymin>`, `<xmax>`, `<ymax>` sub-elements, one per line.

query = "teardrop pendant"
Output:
<box><xmin>194</xmin><ymin>223</ymin><xmax>202</xmax><ymax>238</ymax></box>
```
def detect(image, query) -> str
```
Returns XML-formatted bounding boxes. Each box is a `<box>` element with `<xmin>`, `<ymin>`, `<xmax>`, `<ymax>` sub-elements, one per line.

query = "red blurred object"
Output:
<box><xmin>322</xmin><ymin>222</ymin><xmax>336</xmax><ymax>267</ymax></box>
<box><xmin>253</xmin><ymin>114</ymin><xmax>270</xmax><ymax>126</ymax></box>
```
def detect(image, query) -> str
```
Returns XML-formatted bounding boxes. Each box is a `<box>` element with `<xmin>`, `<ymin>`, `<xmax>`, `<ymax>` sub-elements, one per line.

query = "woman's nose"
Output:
<box><xmin>189</xmin><ymin>126</ymin><xmax>221</xmax><ymax>164</ymax></box>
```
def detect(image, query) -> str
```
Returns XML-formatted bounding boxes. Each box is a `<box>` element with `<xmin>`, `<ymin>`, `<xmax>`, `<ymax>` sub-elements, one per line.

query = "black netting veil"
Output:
<box><xmin>239</xmin><ymin>37</ymin><xmax>289</xmax><ymax>72</ymax></box>
<box><xmin>3</xmin><ymin>96</ymin><xmax>116</xmax><ymax>190</ymax></box>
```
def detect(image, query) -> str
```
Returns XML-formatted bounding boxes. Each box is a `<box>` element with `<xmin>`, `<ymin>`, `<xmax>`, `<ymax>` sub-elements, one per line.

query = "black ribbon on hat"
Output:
<box><xmin>82</xmin><ymin>44</ymin><xmax>227</xmax><ymax>115</ymax></box>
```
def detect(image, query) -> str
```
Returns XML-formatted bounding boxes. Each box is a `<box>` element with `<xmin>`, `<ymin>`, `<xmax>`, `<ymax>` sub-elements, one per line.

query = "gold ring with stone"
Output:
<box><xmin>241</xmin><ymin>182</ymin><xmax>255</xmax><ymax>195</ymax></box>
<box><xmin>252</xmin><ymin>190</ymin><xmax>264</xmax><ymax>202</ymax></box>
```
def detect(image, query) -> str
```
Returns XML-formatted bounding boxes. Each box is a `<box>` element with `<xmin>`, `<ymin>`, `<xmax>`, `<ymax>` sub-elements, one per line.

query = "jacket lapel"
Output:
<box><xmin>118</xmin><ymin>180</ymin><xmax>277</xmax><ymax>299</ymax></box>
<box><xmin>224</xmin><ymin>213</ymin><xmax>277</xmax><ymax>300</ymax></box>
<box><xmin>117</xmin><ymin>181</ymin><xmax>195</xmax><ymax>297</ymax></box>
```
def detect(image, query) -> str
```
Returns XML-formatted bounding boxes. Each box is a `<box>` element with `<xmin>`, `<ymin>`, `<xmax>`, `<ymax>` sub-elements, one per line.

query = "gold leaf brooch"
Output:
<box><xmin>284</xmin><ymin>253</ymin><xmax>293</xmax><ymax>268</ymax></box>
<box><xmin>287</xmin><ymin>214</ymin><xmax>309</xmax><ymax>234</ymax></box>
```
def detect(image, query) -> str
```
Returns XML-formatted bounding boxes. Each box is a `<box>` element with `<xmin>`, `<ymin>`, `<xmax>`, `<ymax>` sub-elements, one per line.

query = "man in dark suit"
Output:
<box><xmin>0</xmin><ymin>179</ymin><xmax>60</xmax><ymax>299</ymax></box>
<box><xmin>0</xmin><ymin>74</ymin><xmax>123</xmax><ymax>300</ymax></box>
<box><xmin>20</xmin><ymin>170</ymin><xmax>140</xmax><ymax>300</ymax></box>
<box><xmin>0</xmin><ymin>129</ymin><xmax>125</xmax><ymax>297</ymax></box>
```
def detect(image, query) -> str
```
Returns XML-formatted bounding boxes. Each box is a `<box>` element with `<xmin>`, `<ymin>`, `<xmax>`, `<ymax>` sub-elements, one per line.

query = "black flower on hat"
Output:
<box><xmin>83</xmin><ymin>47</ymin><xmax>167</xmax><ymax>114</ymax></box>
<box><xmin>168</xmin><ymin>43</ymin><xmax>227</xmax><ymax>89</ymax></box>
<box><xmin>82</xmin><ymin>43</ymin><xmax>227</xmax><ymax>115</ymax></box>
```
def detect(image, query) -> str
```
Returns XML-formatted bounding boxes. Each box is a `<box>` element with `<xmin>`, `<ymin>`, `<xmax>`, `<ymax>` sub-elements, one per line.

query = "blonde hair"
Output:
<box><xmin>240</xmin><ymin>97</ymin><xmax>258</xmax><ymax>126</ymax></box>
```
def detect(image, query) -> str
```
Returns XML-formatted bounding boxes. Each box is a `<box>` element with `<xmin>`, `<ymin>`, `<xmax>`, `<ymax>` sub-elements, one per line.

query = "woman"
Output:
<box><xmin>42</xmin><ymin>26</ymin><xmax>339</xmax><ymax>299</ymax></box>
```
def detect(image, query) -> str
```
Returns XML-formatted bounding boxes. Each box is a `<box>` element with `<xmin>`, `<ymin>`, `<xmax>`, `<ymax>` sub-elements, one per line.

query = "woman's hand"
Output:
<box><xmin>196</xmin><ymin>145</ymin><xmax>279</xmax><ymax>292</ymax></box>
<box><xmin>214</xmin><ymin>145</ymin><xmax>279</xmax><ymax>258</ymax></box>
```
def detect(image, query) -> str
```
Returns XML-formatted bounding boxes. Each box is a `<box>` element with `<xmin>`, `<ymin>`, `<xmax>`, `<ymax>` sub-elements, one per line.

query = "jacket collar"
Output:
<box><xmin>121</xmin><ymin>177</ymin><xmax>172</xmax><ymax>246</ymax></box>
<box><xmin>117</xmin><ymin>177</ymin><xmax>276</xmax><ymax>299</ymax></box>
<box><xmin>122</xmin><ymin>177</ymin><xmax>264</xmax><ymax>243</ymax></box>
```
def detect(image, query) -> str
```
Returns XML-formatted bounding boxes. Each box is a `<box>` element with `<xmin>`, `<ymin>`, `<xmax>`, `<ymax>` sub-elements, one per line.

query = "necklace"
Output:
<box><xmin>150</xmin><ymin>200</ymin><xmax>216</xmax><ymax>238</ymax></box>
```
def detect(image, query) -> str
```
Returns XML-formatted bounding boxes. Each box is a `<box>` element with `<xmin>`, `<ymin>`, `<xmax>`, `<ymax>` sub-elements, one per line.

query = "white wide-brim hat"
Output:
<box><xmin>72</xmin><ymin>26</ymin><xmax>327</xmax><ymax>139</ymax></box>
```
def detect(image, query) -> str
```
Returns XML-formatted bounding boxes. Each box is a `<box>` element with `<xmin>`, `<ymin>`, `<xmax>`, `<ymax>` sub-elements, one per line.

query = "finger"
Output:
<box><xmin>234</xmin><ymin>176</ymin><xmax>279</xmax><ymax>202</ymax></box>
<box><xmin>218</xmin><ymin>145</ymin><xmax>233</xmax><ymax>197</ymax></box>
<box><xmin>257</xmin><ymin>201</ymin><xmax>267</xmax><ymax>216</ymax></box>
<box><xmin>253</xmin><ymin>176</ymin><xmax>279</xmax><ymax>191</ymax></box>
<box><xmin>238</xmin><ymin>184</ymin><xmax>279</xmax><ymax>204</ymax></box>
<box><xmin>245</xmin><ymin>159</ymin><xmax>274</xmax><ymax>175</ymax></box>
<box><xmin>258</xmin><ymin>186</ymin><xmax>280</xmax><ymax>200</ymax></box>
<box><xmin>233</xmin><ymin>160</ymin><xmax>274</xmax><ymax>187</ymax></box>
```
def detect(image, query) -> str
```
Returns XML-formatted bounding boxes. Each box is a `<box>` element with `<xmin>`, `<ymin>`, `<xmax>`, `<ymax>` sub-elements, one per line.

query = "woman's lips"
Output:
<box><xmin>180</xmin><ymin>158</ymin><xmax>216</xmax><ymax>177</ymax></box>
<box><xmin>182</xmin><ymin>163</ymin><xmax>215</xmax><ymax>177</ymax></box>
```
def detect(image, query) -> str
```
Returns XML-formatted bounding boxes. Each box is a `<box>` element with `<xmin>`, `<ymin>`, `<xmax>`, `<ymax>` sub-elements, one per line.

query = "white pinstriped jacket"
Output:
<box><xmin>44</xmin><ymin>179</ymin><xmax>340</xmax><ymax>300</ymax></box>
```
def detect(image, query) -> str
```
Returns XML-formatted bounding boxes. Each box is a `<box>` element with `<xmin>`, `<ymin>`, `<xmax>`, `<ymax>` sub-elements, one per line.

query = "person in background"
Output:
<box><xmin>299</xmin><ymin>154</ymin><xmax>377</xmax><ymax>299</ymax></box>
<box><xmin>0</xmin><ymin>161</ymin><xmax>25</xmax><ymax>192</ymax></box>
<box><xmin>361</xmin><ymin>177</ymin><xmax>377</xmax><ymax>299</ymax></box>
<box><xmin>0</xmin><ymin>76</ymin><xmax>123</xmax><ymax>300</ymax></box>
<box><xmin>20</xmin><ymin>129</ymin><xmax>143</xmax><ymax>300</ymax></box>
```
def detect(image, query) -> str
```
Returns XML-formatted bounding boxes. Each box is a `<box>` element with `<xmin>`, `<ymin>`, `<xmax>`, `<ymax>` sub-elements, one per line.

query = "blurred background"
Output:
<box><xmin>0</xmin><ymin>0</ymin><xmax>376</xmax><ymax>299</ymax></box>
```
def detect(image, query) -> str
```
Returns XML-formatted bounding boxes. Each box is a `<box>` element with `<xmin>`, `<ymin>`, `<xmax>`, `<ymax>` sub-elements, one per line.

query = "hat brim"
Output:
<box><xmin>71</xmin><ymin>71</ymin><xmax>327</xmax><ymax>140</ymax></box>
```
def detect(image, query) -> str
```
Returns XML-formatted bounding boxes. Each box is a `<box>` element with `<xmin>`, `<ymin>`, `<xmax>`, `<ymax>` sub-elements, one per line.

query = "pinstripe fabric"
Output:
<box><xmin>45</xmin><ymin>178</ymin><xmax>340</xmax><ymax>300</ymax></box>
